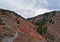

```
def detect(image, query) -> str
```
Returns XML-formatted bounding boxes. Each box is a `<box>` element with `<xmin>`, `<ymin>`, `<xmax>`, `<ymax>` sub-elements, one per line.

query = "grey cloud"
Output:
<box><xmin>1</xmin><ymin>0</ymin><xmax>59</xmax><ymax>18</ymax></box>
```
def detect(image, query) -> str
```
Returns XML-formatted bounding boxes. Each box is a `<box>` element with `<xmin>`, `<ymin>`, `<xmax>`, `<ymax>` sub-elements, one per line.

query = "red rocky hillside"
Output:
<box><xmin>0</xmin><ymin>9</ymin><xmax>46</xmax><ymax>42</ymax></box>
<box><xmin>27</xmin><ymin>11</ymin><xmax>60</xmax><ymax>42</ymax></box>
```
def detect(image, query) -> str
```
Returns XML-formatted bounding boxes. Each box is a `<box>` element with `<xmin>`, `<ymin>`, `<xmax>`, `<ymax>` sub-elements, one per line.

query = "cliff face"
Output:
<box><xmin>27</xmin><ymin>11</ymin><xmax>60</xmax><ymax>42</ymax></box>
<box><xmin>0</xmin><ymin>9</ymin><xmax>46</xmax><ymax>42</ymax></box>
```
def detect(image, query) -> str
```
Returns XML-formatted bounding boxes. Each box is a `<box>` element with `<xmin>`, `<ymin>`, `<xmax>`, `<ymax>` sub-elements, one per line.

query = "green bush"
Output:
<box><xmin>0</xmin><ymin>19</ymin><xmax>3</xmax><ymax>25</ymax></box>
<box><xmin>17</xmin><ymin>20</ymin><xmax>20</xmax><ymax>24</ymax></box>
<box><xmin>37</xmin><ymin>24</ymin><xmax>47</xmax><ymax>34</ymax></box>
<box><xmin>16</xmin><ymin>19</ymin><xmax>20</xmax><ymax>24</ymax></box>
<box><xmin>0</xmin><ymin>19</ymin><xmax>5</xmax><ymax>25</ymax></box>
<box><xmin>36</xmin><ymin>19</ymin><xmax>47</xmax><ymax>34</ymax></box>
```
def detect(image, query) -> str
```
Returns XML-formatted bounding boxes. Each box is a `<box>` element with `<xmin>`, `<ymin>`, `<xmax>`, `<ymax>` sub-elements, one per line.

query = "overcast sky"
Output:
<box><xmin>0</xmin><ymin>0</ymin><xmax>60</xmax><ymax>18</ymax></box>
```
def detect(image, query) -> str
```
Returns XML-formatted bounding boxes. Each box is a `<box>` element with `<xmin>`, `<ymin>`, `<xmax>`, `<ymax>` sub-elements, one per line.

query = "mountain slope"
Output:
<box><xmin>0</xmin><ymin>9</ymin><xmax>46</xmax><ymax>42</ymax></box>
<box><xmin>27</xmin><ymin>11</ymin><xmax>60</xmax><ymax>42</ymax></box>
